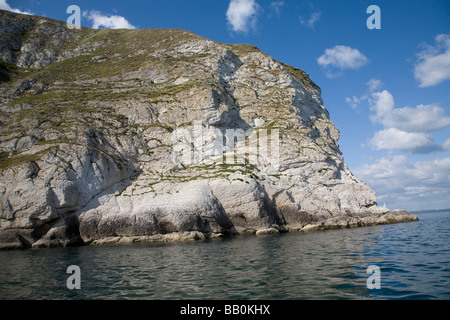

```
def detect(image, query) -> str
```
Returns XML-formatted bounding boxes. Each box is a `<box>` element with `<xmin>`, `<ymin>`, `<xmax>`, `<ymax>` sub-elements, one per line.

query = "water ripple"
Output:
<box><xmin>0</xmin><ymin>210</ymin><xmax>449</xmax><ymax>300</ymax></box>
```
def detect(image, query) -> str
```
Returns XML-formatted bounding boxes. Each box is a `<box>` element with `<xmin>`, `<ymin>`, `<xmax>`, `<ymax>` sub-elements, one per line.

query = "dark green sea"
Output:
<box><xmin>0</xmin><ymin>209</ymin><xmax>449</xmax><ymax>300</ymax></box>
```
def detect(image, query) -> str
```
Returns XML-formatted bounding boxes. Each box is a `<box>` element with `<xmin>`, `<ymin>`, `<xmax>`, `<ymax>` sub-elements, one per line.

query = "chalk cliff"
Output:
<box><xmin>0</xmin><ymin>10</ymin><xmax>417</xmax><ymax>249</ymax></box>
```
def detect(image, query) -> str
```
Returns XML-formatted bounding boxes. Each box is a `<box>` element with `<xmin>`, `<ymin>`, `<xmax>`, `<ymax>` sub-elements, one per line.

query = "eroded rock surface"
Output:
<box><xmin>0</xmin><ymin>10</ymin><xmax>417</xmax><ymax>249</ymax></box>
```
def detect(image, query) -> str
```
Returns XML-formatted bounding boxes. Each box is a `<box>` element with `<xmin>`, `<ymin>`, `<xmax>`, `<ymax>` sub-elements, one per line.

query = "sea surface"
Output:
<box><xmin>0</xmin><ymin>209</ymin><xmax>449</xmax><ymax>300</ymax></box>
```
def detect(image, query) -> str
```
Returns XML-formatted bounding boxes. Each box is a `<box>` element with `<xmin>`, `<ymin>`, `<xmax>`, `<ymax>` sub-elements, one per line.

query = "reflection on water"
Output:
<box><xmin>0</xmin><ymin>210</ymin><xmax>449</xmax><ymax>300</ymax></box>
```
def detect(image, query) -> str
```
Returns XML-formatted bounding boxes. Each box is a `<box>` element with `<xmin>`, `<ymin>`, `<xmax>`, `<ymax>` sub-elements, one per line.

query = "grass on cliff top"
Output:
<box><xmin>4</xmin><ymin>27</ymin><xmax>205</xmax><ymax>85</ymax></box>
<box><xmin>224</xmin><ymin>43</ymin><xmax>260</xmax><ymax>57</ymax></box>
<box><xmin>222</xmin><ymin>42</ymin><xmax>316</xmax><ymax>89</ymax></box>
<box><xmin>5</xmin><ymin>23</ymin><xmax>315</xmax><ymax>89</ymax></box>
<box><xmin>81</xmin><ymin>27</ymin><xmax>202</xmax><ymax>48</ymax></box>
<box><xmin>278</xmin><ymin>62</ymin><xmax>317</xmax><ymax>89</ymax></box>
<box><xmin>46</xmin><ymin>54</ymin><xmax>150</xmax><ymax>82</ymax></box>
<box><xmin>76</xmin><ymin>27</ymin><xmax>204</xmax><ymax>67</ymax></box>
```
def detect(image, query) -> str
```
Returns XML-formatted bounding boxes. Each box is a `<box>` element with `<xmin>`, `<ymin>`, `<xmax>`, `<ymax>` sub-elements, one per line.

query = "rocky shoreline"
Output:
<box><xmin>1</xmin><ymin>208</ymin><xmax>418</xmax><ymax>250</ymax></box>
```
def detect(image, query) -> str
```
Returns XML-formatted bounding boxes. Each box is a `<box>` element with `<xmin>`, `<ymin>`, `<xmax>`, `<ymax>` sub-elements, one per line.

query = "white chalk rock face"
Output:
<box><xmin>0</xmin><ymin>10</ymin><xmax>417</xmax><ymax>249</ymax></box>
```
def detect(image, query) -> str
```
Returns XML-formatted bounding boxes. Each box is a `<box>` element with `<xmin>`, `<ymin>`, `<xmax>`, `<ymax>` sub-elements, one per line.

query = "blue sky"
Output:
<box><xmin>3</xmin><ymin>0</ymin><xmax>450</xmax><ymax>211</ymax></box>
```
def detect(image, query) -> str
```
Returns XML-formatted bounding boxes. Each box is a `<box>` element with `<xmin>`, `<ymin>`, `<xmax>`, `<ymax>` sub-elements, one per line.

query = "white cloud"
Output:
<box><xmin>366</xmin><ymin>78</ymin><xmax>382</xmax><ymax>93</ymax></box>
<box><xmin>370</xmin><ymin>128</ymin><xmax>435</xmax><ymax>152</ymax></box>
<box><xmin>226</xmin><ymin>0</ymin><xmax>261</xmax><ymax>33</ymax></box>
<box><xmin>369</xmin><ymin>90</ymin><xmax>450</xmax><ymax>132</ymax></box>
<box><xmin>317</xmin><ymin>45</ymin><xmax>368</xmax><ymax>70</ymax></box>
<box><xmin>443</xmin><ymin>138</ymin><xmax>450</xmax><ymax>151</ymax></box>
<box><xmin>346</xmin><ymin>83</ymin><xmax>450</xmax><ymax>153</ymax></box>
<box><xmin>415</xmin><ymin>33</ymin><xmax>450</xmax><ymax>87</ymax></box>
<box><xmin>353</xmin><ymin>156</ymin><xmax>450</xmax><ymax>210</ymax></box>
<box><xmin>345</xmin><ymin>96</ymin><xmax>360</xmax><ymax>110</ymax></box>
<box><xmin>367</xmin><ymin>89</ymin><xmax>450</xmax><ymax>153</ymax></box>
<box><xmin>369</xmin><ymin>90</ymin><xmax>395</xmax><ymax>123</ymax></box>
<box><xmin>270</xmin><ymin>1</ymin><xmax>284</xmax><ymax>17</ymax></box>
<box><xmin>317</xmin><ymin>45</ymin><xmax>368</xmax><ymax>78</ymax></box>
<box><xmin>345</xmin><ymin>78</ymin><xmax>382</xmax><ymax>110</ymax></box>
<box><xmin>83</xmin><ymin>10</ymin><xmax>136</xmax><ymax>30</ymax></box>
<box><xmin>299</xmin><ymin>11</ymin><xmax>321</xmax><ymax>29</ymax></box>
<box><xmin>0</xmin><ymin>0</ymin><xmax>32</xmax><ymax>14</ymax></box>
<box><xmin>382</xmin><ymin>104</ymin><xmax>450</xmax><ymax>132</ymax></box>
<box><xmin>324</xmin><ymin>70</ymin><xmax>343</xmax><ymax>79</ymax></box>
